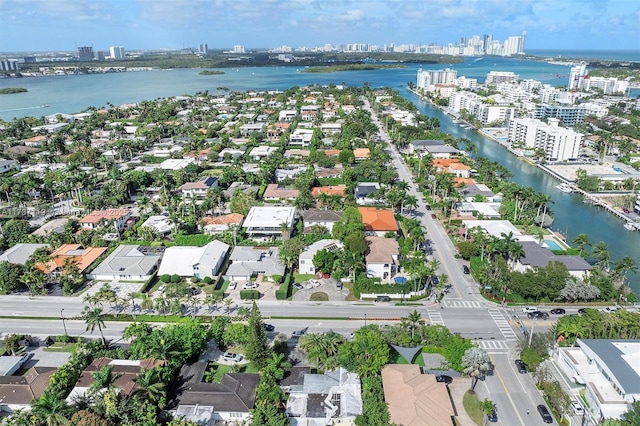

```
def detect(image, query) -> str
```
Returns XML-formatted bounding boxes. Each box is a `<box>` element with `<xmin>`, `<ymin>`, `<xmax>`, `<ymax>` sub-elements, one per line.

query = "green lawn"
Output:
<box><xmin>205</xmin><ymin>363</ymin><xmax>232</xmax><ymax>383</ymax></box>
<box><xmin>44</xmin><ymin>343</ymin><xmax>79</xmax><ymax>353</ymax></box>
<box><xmin>293</xmin><ymin>272</ymin><xmax>315</xmax><ymax>282</ymax></box>
<box><xmin>310</xmin><ymin>292</ymin><xmax>329</xmax><ymax>301</ymax></box>
<box><xmin>462</xmin><ymin>390</ymin><xmax>484</xmax><ymax>425</ymax></box>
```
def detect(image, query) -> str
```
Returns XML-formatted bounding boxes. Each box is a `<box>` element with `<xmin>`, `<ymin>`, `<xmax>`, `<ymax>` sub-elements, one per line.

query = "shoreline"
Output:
<box><xmin>409</xmin><ymin>87</ymin><xmax>639</xmax><ymax>230</ymax></box>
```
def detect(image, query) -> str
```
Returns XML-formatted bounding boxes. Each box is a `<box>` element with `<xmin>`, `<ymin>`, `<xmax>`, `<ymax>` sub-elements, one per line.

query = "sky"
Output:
<box><xmin>1</xmin><ymin>0</ymin><xmax>639</xmax><ymax>53</ymax></box>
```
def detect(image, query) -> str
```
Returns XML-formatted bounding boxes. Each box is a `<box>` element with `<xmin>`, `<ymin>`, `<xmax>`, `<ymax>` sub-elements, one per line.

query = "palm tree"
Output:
<box><xmin>591</xmin><ymin>241</ymin><xmax>610</xmax><ymax>271</ymax></box>
<box><xmin>133</xmin><ymin>368</ymin><xmax>166</xmax><ymax>404</ymax></box>
<box><xmin>572</xmin><ymin>233</ymin><xmax>591</xmax><ymax>258</ymax></box>
<box><xmin>31</xmin><ymin>390</ymin><xmax>72</xmax><ymax>426</ymax></box>
<box><xmin>83</xmin><ymin>306</ymin><xmax>107</xmax><ymax>346</ymax></box>
<box><xmin>406</xmin><ymin>310</ymin><xmax>422</xmax><ymax>340</ymax></box>
<box><xmin>613</xmin><ymin>256</ymin><xmax>638</xmax><ymax>295</ymax></box>
<box><xmin>89</xmin><ymin>365</ymin><xmax>123</xmax><ymax>395</ymax></box>
<box><xmin>461</xmin><ymin>347</ymin><xmax>491</xmax><ymax>391</ymax></box>
<box><xmin>223</xmin><ymin>297</ymin><xmax>234</xmax><ymax>314</ymax></box>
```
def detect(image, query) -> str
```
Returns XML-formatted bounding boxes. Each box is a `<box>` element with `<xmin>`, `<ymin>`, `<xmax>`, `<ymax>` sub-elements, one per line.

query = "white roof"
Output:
<box><xmin>141</xmin><ymin>215</ymin><xmax>175</xmax><ymax>234</ymax></box>
<box><xmin>244</xmin><ymin>206</ymin><xmax>297</xmax><ymax>228</ymax></box>
<box><xmin>159</xmin><ymin>158</ymin><xmax>195</xmax><ymax>170</ymax></box>
<box><xmin>158</xmin><ymin>240</ymin><xmax>230</xmax><ymax>277</ymax></box>
<box><xmin>462</xmin><ymin>220</ymin><xmax>521</xmax><ymax>237</ymax></box>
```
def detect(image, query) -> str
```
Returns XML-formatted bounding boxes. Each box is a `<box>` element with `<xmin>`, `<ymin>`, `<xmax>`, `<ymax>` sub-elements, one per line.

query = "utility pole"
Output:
<box><xmin>60</xmin><ymin>308</ymin><xmax>68</xmax><ymax>337</ymax></box>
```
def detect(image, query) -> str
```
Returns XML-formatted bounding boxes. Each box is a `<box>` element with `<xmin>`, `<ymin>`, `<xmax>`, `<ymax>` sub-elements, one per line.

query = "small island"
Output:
<box><xmin>198</xmin><ymin>70</ymin><xmax>225</xmax><ymax>75</ymax></box>
<box><xmin>303</xmin><ymin>63</ymin><xmax>407</xmax><ymax>73</ymax></box>
<box><xmin>0</xmin><ymin>87</ymin><xmax>28</xmax><ymax>94</ymax></box>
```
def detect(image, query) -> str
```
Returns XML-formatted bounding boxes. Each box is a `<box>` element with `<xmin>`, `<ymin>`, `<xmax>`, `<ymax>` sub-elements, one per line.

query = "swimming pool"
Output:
<box><xmin>544</xmin><ymin>239</ymin><xmax>564</xmax><ymax>251</ymax></box>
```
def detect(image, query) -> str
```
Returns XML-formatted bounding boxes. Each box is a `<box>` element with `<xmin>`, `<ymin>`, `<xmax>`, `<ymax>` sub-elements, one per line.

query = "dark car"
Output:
<box><xmin>462</xmin><ymin>265</ymin><xmax>470</xmax><ymax>274</ymax></box>
<box><xmin>550</xmin><ymin>308</ymin><xmax>566</xmax><ymax>315</ymax></box>
<box><xmin>435</xmin><ymin>375</ymin><xmax>453</xmax><ymax>384</ymax></box>
<box><xmin>189</xmin><ymin>287</ymin><xmax>202</xmax><ymax>296</ymax></box>
<box><xmin>293</xmin><ymin>283</ymin><xmax>303</xmax><ymax>290</ymax></box>
<box><xmin>376</xmin><ymin>295</ymin><xmax>391</xmax><ymax>302</ymax></box>
<box><xmin>431</xmin><ymin>213</ymin><xmax>437</xmax><ymax>219</ymax></box>
<box><xmin>514</xmin><ymin>359</ymin><xmax>527</xmax><ymax>373</ymax></box>
<box><xmin>537</xmin><ymin>404</ymin><xmax>553</xmax><ymax>423</ymax></box>
<box><xmin>430</xmin><ymin>276</ymin><xmax>440</xmax><ymax>285</ymax></box>
<box><xmin>487</xmin><ymin>411</ymin><xmax>497</xmax><ymax>422</ymax></box>
<box><xmin>528</xmin><ymin>311</ymin><xmax>549</xmax><ymax>320</ymax></box>
<box><xmin>578</xmin><ymin>308</ymin><xmax>588</xmax><ymax>314</ymax></box>
<box><xmin>292</xmin><ymin>330</ymin><xmax>306</xmax><ymax>337</ymax></box>
<box><xmin>263</xmin><ymin>324</ymin><xmax>275</xmax><ymax>332</ymax></box>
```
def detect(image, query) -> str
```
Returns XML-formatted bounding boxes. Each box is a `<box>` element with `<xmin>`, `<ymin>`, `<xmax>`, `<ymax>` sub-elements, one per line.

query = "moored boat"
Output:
<box><xmin>556</xmin><ymin>183</ymin><xmax>572</xmax><ymax>193</ymax></box>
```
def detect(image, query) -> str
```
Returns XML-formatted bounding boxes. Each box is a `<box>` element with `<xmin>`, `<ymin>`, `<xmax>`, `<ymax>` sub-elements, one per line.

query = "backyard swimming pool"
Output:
<box><xmin>544</xmin><ymin>239</ymin><xmax>564</xmax><ymax>251</ymax></box>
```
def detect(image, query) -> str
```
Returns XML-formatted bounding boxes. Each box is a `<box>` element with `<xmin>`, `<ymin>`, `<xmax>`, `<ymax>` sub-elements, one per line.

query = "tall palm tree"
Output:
<box><xmin>83</xmin><ymin>306</ymin><xmax>107</xmax><ymax>346</ymax></box>
<box><xmin>572</xmin><ymin>233</ymin><xmax>591</xmax><ymax>258</ymax></box>
<box><xmin>89</xmin><ymin>365</ymin><xmax>123</xmax><ymax>394</ymax></box>
<box><xmin>133</xmin><ymin>368</ymin><xmax>166</xmax><ymax>404</ymax></box>
<box><xmin>591</xmin><ymin>241</ymin><xmax>610</xmax><ymax>271</ymax></box>
<box><xmin>461</xmin><ymin>347</ymin><xmax>491</xmax><ymax>391</ymax></box>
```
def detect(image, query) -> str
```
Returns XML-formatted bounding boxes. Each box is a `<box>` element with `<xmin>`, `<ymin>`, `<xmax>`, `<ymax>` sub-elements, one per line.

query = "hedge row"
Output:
<box><xmin>240</xmin><ymin>290</ymin><xmax>260</xmax><ymax>300</ymax></box>
<box><xmin>276</xmin><ymin>275</ymin><xmax>292</xmax><ymax>300</ymax></box>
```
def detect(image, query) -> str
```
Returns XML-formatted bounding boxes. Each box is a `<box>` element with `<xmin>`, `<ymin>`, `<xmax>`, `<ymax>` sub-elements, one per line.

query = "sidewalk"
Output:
<box><xmin>448</xmin><ymin>378</ymin><xmax>479</xmax><ymax>426</ymax></box>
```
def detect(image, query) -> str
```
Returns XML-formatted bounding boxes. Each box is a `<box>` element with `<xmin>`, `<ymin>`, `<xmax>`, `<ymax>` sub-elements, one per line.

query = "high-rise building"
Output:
<box><xmin>109</xmin><ymin>46</ymin><xmax>125</xmax><ymax>59</ymax></box>
<box><xmin>232</xmin><ymin>45</ymin><xmax>245</xmax><ymax>54</ymax></box>
<box><xmin>568</xmin><ymin>64</ymin><xmax>588</xmax><ymax>90</ymax></box>
<box><xmin>198</xmin><ymin>44</ymin><xmax>208</xmax><ymax>55</ymax></box>
<box><xmin>77</xmin><ymin>46</ymin><xmax>94</xmax><ymax>61</ymax></box>
<box><xmin>485</xmin><ymin>71</ymin><xmax>520</xmax><ymax>85</ymax></box>
<box><xmin>0</xmin><ymin>58</ymin><xmax>19</xmax><ymax>71</ymax></box>
<box><xmin>416</xmin><ymin>68</ymin><xmax>458</xmax><ymax>91</ymax></box>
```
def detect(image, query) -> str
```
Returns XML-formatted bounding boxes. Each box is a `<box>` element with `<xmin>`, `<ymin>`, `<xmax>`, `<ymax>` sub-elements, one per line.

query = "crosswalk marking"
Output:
<box><xmin>440</xmin><ymin>300</ymin><xmax>484</xmax><ymax>309</ymax></box>
<box><xmin>488</xmin><ymin>308</ymin><xmax>518</xmax><ymax>340</ymax></box>
<box><xmin>475</xmin><ymin>340</ymin><xmax>513</xmax><ymax>351</ymax></box>
<box><xmin>426</xmin><ymin>309</ymin><xmax>445</xmax><ymax>326</ymax></box>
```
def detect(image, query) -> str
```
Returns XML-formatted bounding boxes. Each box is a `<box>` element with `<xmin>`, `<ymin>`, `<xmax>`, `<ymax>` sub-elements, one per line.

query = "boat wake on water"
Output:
<box><xmin>0</xmin><ymin>104</ymin><xmax>49</xmax><ymax>113</ymax></box>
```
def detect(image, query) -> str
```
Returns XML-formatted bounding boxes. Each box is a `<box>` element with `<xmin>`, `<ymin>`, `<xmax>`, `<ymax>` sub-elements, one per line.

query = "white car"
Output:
<box><xmin>600</xmin><ymin>306</ymin><xmax>618</xmax><ymax>313</ymax></box>
<box><xmin>223</xmin><ymin>352</ymin><xmax>243</xmax><ymax>362</ymax></box>
<box><xmin>157</xmin><ymin>285</ymin><xmax>166</xmax><ymax>294</ymax></box>
<box><xmin>311</xmin><ymin>279</ymin><xmax>321</xmax><ymax>287</ymax></box>
<box><xmin>571</xmin><ymin>400</ymin><xmax>584</xmax><ymax>415</ymax></box>
<box><xmin>522</xmin><ymin>307</ymin><xmax>539</xmax><ymax>313</ymax></box>
<box><xmin>242</xmin><ymin>282</ymin><xmax>259</xmax><ymax>289</ymax></box>
<box><xmin>228</xmin><ymin>281</ymin><xmax>237</xmax><ymax>290</ymax></box>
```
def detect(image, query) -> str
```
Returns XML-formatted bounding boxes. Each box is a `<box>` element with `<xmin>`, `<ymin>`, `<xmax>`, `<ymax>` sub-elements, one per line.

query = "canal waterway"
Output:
<box><xmin>1</xmin><ymin>57</ymin><xmax>639</xmax><ymax>293</ymax></box>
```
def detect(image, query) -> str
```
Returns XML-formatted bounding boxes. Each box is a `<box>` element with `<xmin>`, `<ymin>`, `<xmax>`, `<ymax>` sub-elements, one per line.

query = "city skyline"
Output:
<box><xmin>1</xmin><ymin>0</ymin><xmax>639</xmax><ymax>52</ymax></box>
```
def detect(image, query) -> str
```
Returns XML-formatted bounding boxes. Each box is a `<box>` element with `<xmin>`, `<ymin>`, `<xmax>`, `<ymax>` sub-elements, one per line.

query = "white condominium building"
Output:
<box><xmin>485</xmin><ymin>71</ymin><xmax>520</xmax><ymax>85</ymax></box>
<box><xmin>417</xmin><ymin>68</ymin><xmax>457</xmax><ymax>91</ymax></box>
<box><xmin>508</xmin><ymin>117</ymin><xmax>583</xmax><ymax>161</ymax></box>
<box><xmin>568</xmin><ymin>64</ymin><xmax>588</xmax><ymax>90</ymax></box>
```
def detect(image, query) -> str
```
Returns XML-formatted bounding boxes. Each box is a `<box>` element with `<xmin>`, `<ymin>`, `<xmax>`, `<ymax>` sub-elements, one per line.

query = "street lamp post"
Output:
<box><xmin>60</xmin><ymin>308</ymin><xmax>68</xmax><ymax>337</ymax></box>
<box><xmin>528</xmin><ymin>317</ymin><xmax>537</xmax><ymax>346</ymax></box>
<box><xmin>364</xmin><ymin>313</ymin><xmax>367</xmax><ymax>327</ymax></box>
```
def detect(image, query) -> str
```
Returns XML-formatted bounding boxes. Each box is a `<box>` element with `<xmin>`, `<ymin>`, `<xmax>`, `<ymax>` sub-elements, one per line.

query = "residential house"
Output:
<box><xmin>353</xmin><ymin>148</ymin><xmax>370</xmax><ymax>161</ymax></box>
<box><xmin>23</xmin><ymin>135</ymin><xmax>47</xmax><ymax>147</ymax></box>
<box><xmin>158</xmin><ymin>240</ymin><xmax>230</xmax><ymax>279</ymax></box>
<box><xmin>300</xmin><ymin>105</ymin><xmax>320</xmax><ymax>122</ymax></box>
<box><xmin>409</xmin><ymin>140</ymin><xmax>459</xmax><ymax>158</ymax></box>
<box><xmin>169</xmin><ymin>362</ymin><xmax>259</xmax><ymax>425</ymax></box>
<box><xmin>0</xmin><ymin>367</ymin><xmax>57</xmax><ymax>414</ymax></box>
<box><xmin>238</xmin><ymin>122</ymin><xmax>265</xmax><ymax>137</ymax></box>
<box><xmin>217</xmin><ymin>148</ymin><xmax>245</xmax><ymax>161</ymax></box>
<box><xmin>285</xmin><ymin>367</ymin><xmax>362</xmax><ymax>426</ymax></box>
<box><xmin>381</xmin><ymin>364</ymin><xmax>455</xmax><ymax>426</ymax></box>
<box><xmin>515</xmin><ymin>241</ymin><xmax>592</xmax><ymax>279</ymax></box>
<box><xmin>243</xmin><ymin>206</ymin><xmax>297</xmax><ymax>240</ymax></box>
<box><xmin>79</xmin><ymin>209</ymin><xmax>132</xmax><ymax>231</ymax></box>
<box><xmin>179</xmin><ymin>176</ymin><xmax>219</xmax><ymax>198</ymax></box>
<box><xmin>315</xmin><ymin>166</ymin><xmax>343</xmax><ymax>179</ymax></box>
<box><xmin>302</xmin><ymin>209</ymin><xmax>342</xmax><ymax>234</ymax></box>
<box><xmin>555</xmin><ymin>339</ymin><xmax>640</xmax><ymax>422</ymax></box>
<box><xmin>354</xmin><ymin>182</ymin><xmax>381</xmax><ymax>205</ymax></box>
<box><xmin>223</xmin><ymin>182</ymin><xmax>259</xmax><ymax>199</ymax></box>
<box><xmin>159</xmin><ymin>158</ymin><xmax>196</xmax><ymax>170</ymax></box>
<box><xmin>320</xmin><ymin>122</ymin><xmax>342</xmax><ymax>136</ymax></box>
<box><xmin>224</xmin><ymin>246</ymin><xmax>285</xmax><ymax>282</ymax></box>
<box><xmin>0</xmin><ymin>159</ymin><xmax>19</xmax><ymax>173</ymax></box>
<box><xmin>448</xmin><ymin>162</ymin><xmax>471</xmax><ymax>178</ymax></box>
<box><xmin>283</xmin><ymin>149</ymin><xmax>311</xmax><ymax>159</ymax></box>
<box><xmin>278</xmin><ymin>110</ymin><xmax>297</xmax><ymax>122</ymax></box>
<box><xmin>365</xmin><ymin>237</ymin><xmax>400</xmax><ymax>281</ymax></box>
<box><xmin>0</xmin><ymin>243</ymin><xmax>48</xmax><ymax>265</ymax></box>
<box><xmin>358</xmin><ymin>207</ymin><xmax>399</xmax><ymax>236</ymax></box>
<box><xmin>249</xmin><ymin>146</ymin><xmax>278</xmax><ymax>161</ymax></box>
<box><xmin>67</xmin><ymin>358</ymin><xmax>164</xmax><ymax>401</ymax></box>
<box><xmin>455</xmin><ymin>202</ymin><xmax>502</xmax><ymax>219</ymax></box>
<box><xmin>298</xmin><ymin>239</ymin><xmax>342</xmax><ymax>275</ymax></box>
<box><xmin>87</xmin><ymin>245</ymin><xmax>163</xmax><ymax>281</ymax></box>
<box><xmin>276</xmin><ymin>165</ymin><xmax>308</xmax><ymax>182</ymax></box>
<box><xmin>39</xmin><ymin>244</ymin><xmax>107</xmax><ymax>275</ymax></box>
<box><xmin>202</xmin><ymin>213</ymin><xmax>244</xmax><ymax>235</ymax></box>
<box><xmin>141</xmin><ymin>215</ymin><xmax>175</xmax><ymax>236</ymax></box>
<box><xmin>263</xmin><ymin>184</ymin><xmax>300</xmax><ymax>201</ymax></box>
<box><xmin>266</xmin><ymin>122</ymin><xmax>290</xmax><ymax>139</ymax></box>
<box><xmin>289</xmin><ymin>128</ymin><xmax>315</xmax><ymax>147</ymax></box>
<box><xmin>311</xmin><ymin>185</ymin><xmax>346</xmax><ymax>199</ymax></box>
<box><xmin>460</xmin><ymin>183</ymin><xmax>496</xmax><ymax>202</ymax></box>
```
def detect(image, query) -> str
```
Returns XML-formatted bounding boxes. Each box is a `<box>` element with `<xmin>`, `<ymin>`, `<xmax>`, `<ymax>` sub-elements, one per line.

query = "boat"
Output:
<box><xmin>624</xmin><ymin>222</ymin><xmax>637</xmax><ymax>231</ymax></box>
<box><xmin>556</xmin><ymin>183</ymin><xmax>572</xmax><ymax>193</ymax></box>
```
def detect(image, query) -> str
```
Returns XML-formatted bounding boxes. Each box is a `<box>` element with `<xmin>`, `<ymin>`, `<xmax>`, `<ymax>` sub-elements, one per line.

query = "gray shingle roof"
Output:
<box><xmin>578</xmin><ymin>339</ymin><xmax>640</xmax><ymax>394</ymax></box>
<box><xmin>519</xmin><ymin>241</ymin><xmax>592</xmax><ymax>271</ymax></box>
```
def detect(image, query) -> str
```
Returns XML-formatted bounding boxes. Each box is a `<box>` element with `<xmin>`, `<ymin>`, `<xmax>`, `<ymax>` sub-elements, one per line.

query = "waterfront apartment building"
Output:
<box><xmin>485</xmin><ymin>71</ymin><xmax>520</xmax><ymax>85</ymax></box>
<box><xmin>508</xmin><ymin>117</ymin><xmax>582</xmax><ymax>161</ymax></box>
<box><xmin>568</xmin><ymin>64</ymin><xmax>588</xmax><ymax>90</ymax></box>
<box><xmin>448</xmin><ymin>91</ymin><xmax>482</xmax><ymax>113</ymax></box>
<box><xmin>534</xmin><ymin>104</ymin><xmax>585</xmax><ymax>126</ymax></box>
<box><xmin>0</xmin><ymin>59</ymin><xmax>19</xmax><ymax>72</ymax></box>
<box><xmin>417</xmin><ymin>68</ymin><xmax>457</xmax><ymax>92</ymax></box>
<box><xmin>77</xmin><ymin>46</ymin><xmax>94</xmax><ymax>61</ymax></box>
<box><xmin>109</xmin><ymin>46</ymin><xmax>125</xmax><ymax>60</ymax></box>
<box><xmin>474</xmin><ymin>104</ymin><xmax>518</xmax><ymax>125</ymax></box>
<box><xmin>583</xmin><ymin>77</ymin><xmax>629</xmax><ymax>96</ymax></box>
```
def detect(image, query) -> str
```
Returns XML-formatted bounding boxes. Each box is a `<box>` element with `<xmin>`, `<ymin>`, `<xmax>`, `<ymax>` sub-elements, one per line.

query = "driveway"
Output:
<box><xmin>291</xmin><ymin>277</ymin><xmax>346</xmax><ymax>301</ymax></box>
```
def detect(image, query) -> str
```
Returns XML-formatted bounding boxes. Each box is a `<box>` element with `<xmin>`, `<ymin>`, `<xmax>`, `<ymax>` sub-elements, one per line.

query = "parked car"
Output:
<box><xmin>336</xmin><ymin>282</ymin><xmax>343</xmax><ymax>290</ymax></box>
<box><xmin>578</xmin><ymin>308</ymin><xmax>588</xmax><ymax>314</ymax></box>
<box><xmin>263</xmin><ymin>324</ymin><xmax>275</xmax><ymax>332</ymax></box>
<box><xmin>223</xmin><ymin>352</ymin><xmax>243</xmax><ymax>362</ymax></box>
<box><xmin>243</xmin><ymin>282</ymin><xmax>259</xmax><ymax>289</ymax></box>
<box><xmin>487</xmin><ymin>411</ymin><xmax>497</xmax><ymax>422</ymax></box>
<box><xmin>189</xmin><ymin>286</ymin><xmax>201</xmax><ymax>296</ymax></box>
<box><xmin>514</xmin><ymin>359</ymin><xmax>527</xmax><ymax>373</ymax></box>
<box><xmin>435</xmin><ymin>375</ymin><xmax>453</xmax><ymax>384</ymax></box>
<box><xmin>571</xmin><ymin>399</ymin><xmax>584</xmax><ymax>415</ymax></box>
<box><xmin>550</xmin><ymin>308</ymin><xmax>566</xmax><ymax>315</ymax></box>
<box><xmin>311</xmin><ymin>279</ymin><xmax>321</xmax><ymax>287</ymax></box>
<box><xmin>293</xmin><ymin>283</ymin><xmax>303</xmax><ymax>290</ymax></box>
<box><xmin>228</xmin><ymin>281</ymin><xmax>237</xmax><ymax>290</ymax></box>
<box><xmin>537</xmin><ymin>404</ymin><xmax>553</xmax><ymax>423</ymax></box>
<box><xmin>292</xmin><ymin>330</ymin><xmax>306</xmax><ymax>337</ymax></box>
<box><xmin>522</xmin><ymin>307</ymin><xmax>539</xmax><ymax>313</ymax></box>
<box><xmin>430</xmin><ymin>276</ymin><xmax>439</xmax><ymax>285</ymax></box>
<box><xmin>431</xmin><ymin>213</ymin><xmax>437</xmax><ymax>219</ymax></box>
<box><xmin>157</xmin><ymin>285</ymin><xmax>166</xmax><ymax>294</ymax></box>
<box><xmin>462</xmin><ymin>265</ymin><xmax>470</xmax><ymax>274</ymax></box>
<box><xmin>600</xmin><ymin>306</ymin><xmax>618</xmax><ymax>313</ymax></box>
<box><xmin>376</xmin><ymin>295</ymin><xmax>391</xmax><ymax>302</ymax></box>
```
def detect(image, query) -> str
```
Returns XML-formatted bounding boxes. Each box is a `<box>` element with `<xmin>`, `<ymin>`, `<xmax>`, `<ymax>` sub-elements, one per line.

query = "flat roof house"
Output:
<box><xmin>243</xmin><ymin>206</ymin><xmax>297</xmax><ymax>240</ymax></box>
<box><xmin>158</xmin><ymin>240</ymin><xmax>230</xmax><ymax>280</ymax></box>
<box><xmin>354</xmin><ymin>182</ymin><xmax>381</xmax><ymax>205</ymax></box>
<box><xmin>555</xmin><ymin>339</ymin><xmax>640</xmax><ymax>422</ymax></box>
<box><xmin>87</xmin><ymin>245</ymin><xmax>163</xmax><ymax>281</ymax></box>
